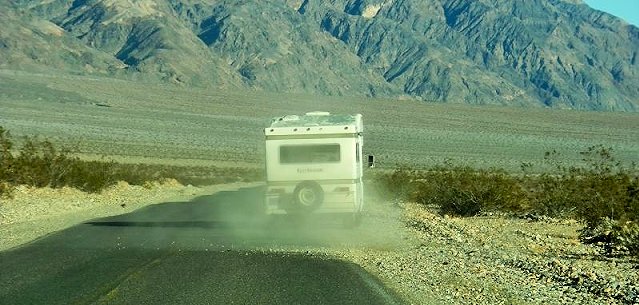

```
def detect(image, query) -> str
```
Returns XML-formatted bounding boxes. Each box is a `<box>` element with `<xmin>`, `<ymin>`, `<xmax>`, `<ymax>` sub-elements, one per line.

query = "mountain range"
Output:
<box><xmin>1</xmin><ymin>0</ymin><xmax>638</xmax><ymax>111</ymax></box>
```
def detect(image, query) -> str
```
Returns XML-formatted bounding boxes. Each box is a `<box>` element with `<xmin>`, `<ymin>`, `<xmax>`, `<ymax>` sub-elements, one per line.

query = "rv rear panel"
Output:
<box><xmin>264</xmin><ymin>112</ymin><xmax>364</xmax><ymax>217</ymax></box>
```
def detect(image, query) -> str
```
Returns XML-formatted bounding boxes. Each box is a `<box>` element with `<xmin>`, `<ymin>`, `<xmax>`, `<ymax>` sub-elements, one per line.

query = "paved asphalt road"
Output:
<box><xmin>0</xmin><ymin>186</ymin><xmax>405</xmax><ymax>305</ymax></box>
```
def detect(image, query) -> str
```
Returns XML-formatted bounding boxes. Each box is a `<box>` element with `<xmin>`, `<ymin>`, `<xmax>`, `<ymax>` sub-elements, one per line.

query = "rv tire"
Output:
<box><xmin>292</xmin><ymin>181</ymin><xmax>324</xmax><ymax>212</ymax></box>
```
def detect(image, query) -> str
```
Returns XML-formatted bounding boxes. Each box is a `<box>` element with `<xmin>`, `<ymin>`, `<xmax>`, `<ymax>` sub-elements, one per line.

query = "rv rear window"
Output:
<box><xmin>280</xmin><ymin>144</ymin><xmax>341</xmax><ymax>164</ymax></box>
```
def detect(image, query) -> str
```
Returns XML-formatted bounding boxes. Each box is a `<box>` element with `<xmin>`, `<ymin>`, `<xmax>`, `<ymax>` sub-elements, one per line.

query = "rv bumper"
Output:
<box><xmin>265</xmin><ymin>183</ymin><xmax>361</xmax><ymax>215</ymax></box>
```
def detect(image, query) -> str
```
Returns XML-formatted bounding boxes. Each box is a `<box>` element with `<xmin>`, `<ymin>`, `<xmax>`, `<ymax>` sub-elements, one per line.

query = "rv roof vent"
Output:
<box><xmin>281</xmin><ymin>115</ymin><xmax>300</xmax><ymax>121</ymax></box>
<box><xmin>305</xmin><ymin>111</ymin><xmax>330</xmax><ymax>116</ymax></box>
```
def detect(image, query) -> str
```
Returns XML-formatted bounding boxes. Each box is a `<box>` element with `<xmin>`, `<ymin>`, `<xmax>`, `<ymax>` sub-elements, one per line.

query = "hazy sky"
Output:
<box><xmin>584</xmin><ymin>0</ymin><xmax>639</xmax><ymax>26</ymax></box>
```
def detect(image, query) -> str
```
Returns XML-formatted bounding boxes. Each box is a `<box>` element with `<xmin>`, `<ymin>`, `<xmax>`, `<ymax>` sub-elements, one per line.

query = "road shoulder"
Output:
<box><xmin>0</xmin><ymin>181</ymin><xmax>260</xmax><ymax>251</ymax></box>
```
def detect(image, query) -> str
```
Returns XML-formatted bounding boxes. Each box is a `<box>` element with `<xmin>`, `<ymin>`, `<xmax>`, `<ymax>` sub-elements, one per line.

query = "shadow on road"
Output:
<box><xmin>86</xmin><ymin>221</ymin><xmax>229</xmax><ymax>228</ymax></box>
<box><xmin>83</xmin><ymin>186</ymin><xmax>267</xmax><ymax>230</ymax></box>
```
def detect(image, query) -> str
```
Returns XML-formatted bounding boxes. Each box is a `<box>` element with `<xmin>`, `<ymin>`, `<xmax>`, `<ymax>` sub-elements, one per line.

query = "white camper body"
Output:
<box><xmin>264</xmin><ymin>112</ymin><xmax>364</xmax><ymax>218</ymax></box>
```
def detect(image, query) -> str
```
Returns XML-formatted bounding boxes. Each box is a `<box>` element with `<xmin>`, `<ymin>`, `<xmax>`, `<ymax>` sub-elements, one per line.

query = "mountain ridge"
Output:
<box><xmin>2</xmin><ymin>0</ymin><xmax>638</xmax><ymax>111</ymax></box>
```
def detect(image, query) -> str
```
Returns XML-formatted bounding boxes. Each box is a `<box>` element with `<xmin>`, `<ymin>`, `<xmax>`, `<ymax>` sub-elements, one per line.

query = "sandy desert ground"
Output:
<box><xmin>1</xmin><ymin>70</ymin><xmax>638</xmax><ymax>171</ymax></box>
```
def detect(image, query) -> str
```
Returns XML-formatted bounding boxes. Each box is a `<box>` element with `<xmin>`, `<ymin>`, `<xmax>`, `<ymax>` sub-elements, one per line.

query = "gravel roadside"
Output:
<box><xmin>335</xmin><ymin>202</ymin><xmax>639</xmax><ymax>305</ymax></box>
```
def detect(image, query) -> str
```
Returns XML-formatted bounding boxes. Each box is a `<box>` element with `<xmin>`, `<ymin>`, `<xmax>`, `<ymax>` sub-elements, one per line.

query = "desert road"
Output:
<box><xmin>0</xmin><ymin>186</ymin><xmax>405</xmax><ymax>305</ymax></box>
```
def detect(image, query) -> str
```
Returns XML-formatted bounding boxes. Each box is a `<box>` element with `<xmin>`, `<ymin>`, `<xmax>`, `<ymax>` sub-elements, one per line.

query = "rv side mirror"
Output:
<box><xmin>367</xmin><ymin>155</ymin><xmax>375</xmax><ymax>168</ymax></box>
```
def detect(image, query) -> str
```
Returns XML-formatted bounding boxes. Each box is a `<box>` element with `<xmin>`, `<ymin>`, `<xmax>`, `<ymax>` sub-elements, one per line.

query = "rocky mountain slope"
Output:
<box><xmin>2</xmin><ymin>0</ymin><xmax>638</xmax><ymax>110</ymax></box>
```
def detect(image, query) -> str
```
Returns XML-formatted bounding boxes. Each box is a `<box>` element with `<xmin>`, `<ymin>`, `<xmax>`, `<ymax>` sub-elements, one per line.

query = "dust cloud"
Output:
<box><xmin>85</xmin><ymin>184</ymin><xmax>408</xmax><ymax>253</ymax></box>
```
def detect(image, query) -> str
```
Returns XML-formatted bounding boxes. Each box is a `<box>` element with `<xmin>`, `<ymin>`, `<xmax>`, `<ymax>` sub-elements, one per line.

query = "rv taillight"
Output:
<box><xmin>268</xmin><ymin>188</ymin><xmax>285</xmax><ymax>194</ymax></box>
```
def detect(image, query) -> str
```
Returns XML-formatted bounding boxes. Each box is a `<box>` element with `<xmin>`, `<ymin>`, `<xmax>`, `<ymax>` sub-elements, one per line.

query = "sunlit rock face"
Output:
<box><xmin>4</xmin><ymin>0</ymin><xmax>638</xmax><ymax>110</ymax></box>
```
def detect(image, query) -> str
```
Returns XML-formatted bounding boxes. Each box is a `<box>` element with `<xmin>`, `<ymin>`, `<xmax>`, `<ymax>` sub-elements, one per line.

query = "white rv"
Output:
<box><xmin>264</xmin><ymin>112</ymin><xmax>370</xmax><ymax>225</ymax></box>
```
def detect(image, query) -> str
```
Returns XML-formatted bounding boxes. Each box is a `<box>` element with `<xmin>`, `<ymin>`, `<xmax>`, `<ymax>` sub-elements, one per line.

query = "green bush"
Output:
<box><xmin>0</xmin><ymin>181</ymin><xmax>12</xmax><ymax>198</ymax></box>
<box><xmin>0</xmin><ymin>127</ymin><xmax>13</xmax><ymax>179</ymax></box>
<box><xmin>0</xmin><ymin>126</ymin><xmax>263</xmax><ymax>196</ymax></box>
<box><xmin>526</xmin><ymin>172</ymin><xmax>585</xmax><ymax>218</ymax></box>
<box><xmin>370</xmin><ymin>167</ymin><xmax>420</xmax><ymax>202</ymax></box>
<box><xmin>411</xmin><ymin>166</ymin><xmax>528</xmax><ymax>216</ymax></box>
<box><xmin>535</xmin><ymin>146</ymin><xmax>637</xmax><ymax>222</ymax></box>
<box><xmin>572</xmin><ymin>146</ymin><xmax>638</xmax><ymax>227</ymax></box>
<box><xmin>373</xmin><ymin>146</ymin><xmax>639</xmax><ymax>257</ymax></box>
<box><xmin>374</xmin><ymin>165</ymin><xmax>529</xmax><ymax>216</ymax></box>
<box><xmin>1</xmin><ymin>127</ymin><xmax>15</xmax><ymax>197</ymax></box>
<box><xmin>580</xmin><ymin>218</ymin><xmax>639</xmax><ymax>257</ymax></box>
<box><xmin>12</xmin><ymin>137</ymin><xmax>74</xmax><ymax>188</ymax></box>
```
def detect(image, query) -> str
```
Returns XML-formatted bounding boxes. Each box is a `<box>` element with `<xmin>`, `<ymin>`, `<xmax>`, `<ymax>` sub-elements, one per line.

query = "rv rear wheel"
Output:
<box><xmin>292</xmin><ymin>181</ymin><xmax>324</xmax><ymax>212</ymax></box>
